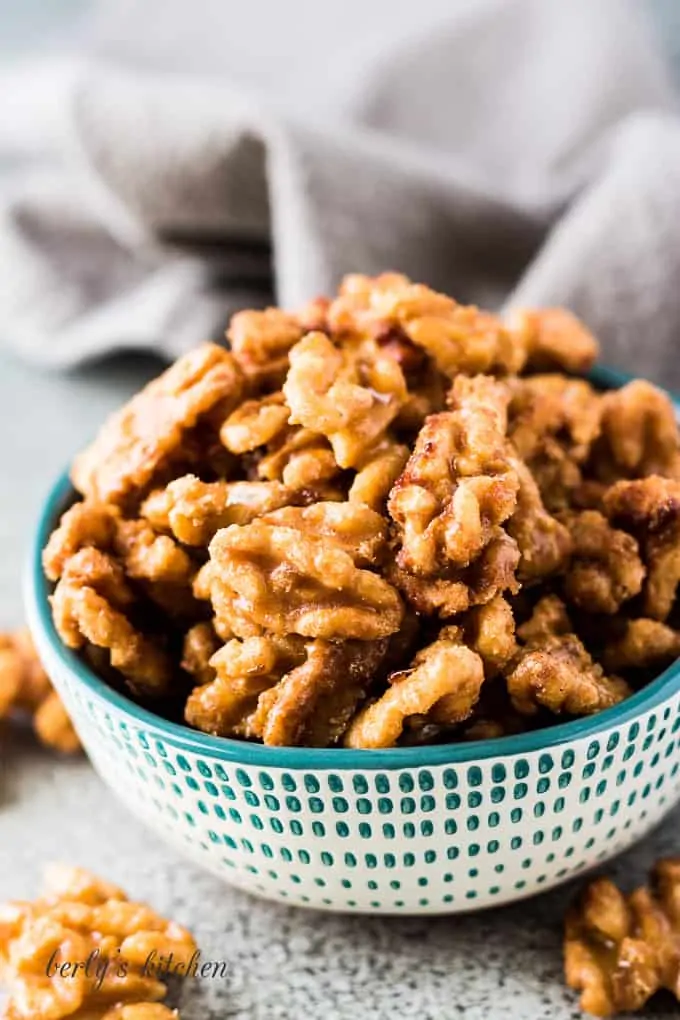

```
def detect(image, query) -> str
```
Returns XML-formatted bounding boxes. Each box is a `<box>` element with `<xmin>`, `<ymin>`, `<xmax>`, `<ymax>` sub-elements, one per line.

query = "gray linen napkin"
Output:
<box><xmin>0</xmin><ymin>0</ymin><xmax>679</xmax><ymax>387</ymax></box>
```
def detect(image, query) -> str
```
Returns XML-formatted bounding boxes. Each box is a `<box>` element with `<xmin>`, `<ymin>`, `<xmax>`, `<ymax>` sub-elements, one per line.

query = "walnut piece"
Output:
<box><xmin>389</xmin><ymin>376</ymin><xmax>518</xmax><ymax>576</ymax></box>
<box><xmin>72</xmin><ymin>344</ymin><xmax>243</xmax><ymax>506</ymax></box>
<box><xmin>601</xmin><ymin>618</ymin><xmax>680</xmax><ymax>673</ymax></box>
<box><xmin>185</xmin><ymin>634</ymin><xmax>307</xmax><ymax>739</ymax></box>
<box><xmin>558</xmin><ymin>509</ymin><xmax>645</xmax><ymax>615</ymax></box>
<box><xmin>227</xmin><ymin>307</ymin><xmax>304</xmax><ymax>389</ymax></box>
<box><xmin>0</xmin><ymin>629</ymin><xmax>80</xmax><ymax>753</ymax></box>
<box><xmin>604</xmin><ymin>476</ymin><xmax>680</xmax><ymax>620</ymax></box>
<box><xmin>141</xmin><ymin>475</ymin><xmax>295</xmax><ymax>545</ymax></box>
<box><xmin>565</xmin><ymin>860</ymin><xmax>680</xmax><ymax>1017</ymax></box>
<box><xmin>284</xmin><ymin>331</ymin><xmax>407</xmax><ymax>468</ymax></box>
<box><xmin>507</xmin><ymin>458</ymin><xmax>572</xmax><ymax>581</ymax></box>
<box><xmin>596</xmin><ymin>379</ymin><xmax>680</xmax><ymax>480</ymax></box>
<box><xmin>0</xmin><ymin>866</ymin><xmax>195</xmax><ymax>1020</ymax></box>
<box><xmin>506</xmin><ymin>308</ymin><xmax>599</xmax><ymax>374</ymax></box>
<box><xmin>207</xmin><ymin>517</ymin><xmax>403</xmax><ymax>640</ymax></box>
<box><xmin>329</xmin><ymin>272</ymin><xmax>524</xmax><ymax>376</ymax></box>
<box><xmin>180</xmin><ymin>622</ymin><xmax>221</xmax><ymax>686</ymax></box>
<box><xmin>507</xmin><ymin>633</ymin><xmax>629</xmax><ymax>717</ymax></box>
<box><xmin>51</xmin><ymin>549</ymin><xmax>173</xmax><ymax>697</ymax></box>
<box><xmin>344</xmin><ymin>628</ymin><xmax>485</xmax><ymax>748</ymax></box>
<box><xmin>219</xmin><ymin>392</ymin><xmax>290</xmax><ymax>453</ymax></box>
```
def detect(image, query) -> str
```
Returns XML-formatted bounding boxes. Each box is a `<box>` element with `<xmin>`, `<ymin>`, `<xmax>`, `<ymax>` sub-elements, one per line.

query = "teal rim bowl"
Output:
<box><xmin>23</xmin><ymin>362</ymin><xmax>680</xmax><ymax>771</ymax></box>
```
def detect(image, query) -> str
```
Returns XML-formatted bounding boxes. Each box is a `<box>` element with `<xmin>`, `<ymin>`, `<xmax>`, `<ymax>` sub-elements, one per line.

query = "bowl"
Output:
<box><xmin>24</xmin><ymin>366</ymin><xmax>680</xmax><ymax>915</ymax></box>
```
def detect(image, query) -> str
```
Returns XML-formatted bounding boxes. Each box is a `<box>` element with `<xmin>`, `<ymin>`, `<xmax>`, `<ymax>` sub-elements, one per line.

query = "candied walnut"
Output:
<box><xmin>389</xmin><ymin>528</ymin><xmax>520</xmax><ymax>617</ymax></box>
<box><xmin>250</xmin><ymin>638</ymin><xmax>388</xmax><ymax>746</ymax></box>
<box><xmin>388</xmin><ymin>376</ymin><xmax>518</xmax><ymax>576</ymax></box>
<box><xmin>283</xmin><ymin>331</ymin><xmax>407</xmax><ymax>468</ymax></box>
<box><xmin>141</xmin><ymin>475</ymin><xmax>295</xmax><ymax>545</ymax></box>
<box><xmin>185</xmin><ymin>634</ymin><xmax>307</xmax><ymax>738</ymax></box>
<box><xmin>112</xmin><ymin>519</ymin><xmax>194</xmax><ymax>586</ymax></box>
<box><xmin>44</xmin><ymin>503</ymin><xmax>198</xmax><ymax>619</ymax></box>
<box><xmin>227</xmin><ymin>307</ymin><xmax>305</xmax><ymax>390</ymax></box>
<box><xmin>506</xmin><ymin>307</ymin><xmax>599</xmax><ymax>374</ymax></box>
<box><xmin>601</xmin><ymin>618</ymin><xmax>680</xmax><ymax>673</ymax></box>
<box><xmin>72</xmin><ymin>344</ymin><xmax>243</xmax><ymax>507</ymax></box>
<box><xmin>508</xmin><ymin>374</ymin><xmax>602</xmax><ymax>510</ymax></box>
<box><xmin>0</xmin><ymin>866</ymin><xmax>195</xmax><ymax>1020</ymax></box>
<box><xmin>507</xmin><ymin>458</ymin><xmax>572</xmax><ymax>581</ymax></box>
<box><xmin>261</xmin><ymin>501</ymin><xmax>387</xmax><ymax>567</ymax></box>
<box><xmin>565</xmin><ymin>860</ymin><xmax>680</xmax><ymax>1017</ymax></box>
<box><xmin>516</xmin><ymin>595</ymin><xmax>572</xmax><ymax>645</ymax></box>
<box><xmin>0</xmin><ymin>629</ymin><xmax>80</xmax><ymax>753</ymax></box>
<box><xmin>102</xmin><ymin>1006</ymin><xmax>179</xmax><ymax>1019</ymax></box>
<box><xmin>506</xmin><ymin>633</ymin><xmax>629</xmax><ymax>717</ymax></box>
<box><xmin>219</xmin><ymin>392</ymin><xmax>290</xmax><ymax>454</ymax></box>
<box><xmin>463</xmin><ymin>596</ymin><xmax>517</xmax><ymax>677</ymax></box>
<box><xmin>43</xmin><ymin>502</ymin><xmax>120</xmax><ymax>582</ymax></box>
<box><xmin>348</xmin><ymin>438</ymin><xmax>410</xmax><ymax>511</ymax></box>
<box><xmin>51</xmin><ymin>549</ymin><xmax>173</xmax><ymax>697</ymax></box>
<box><xmin>207</xmin><ymin>519</ymin><xmax>403</xmax><ymax>640</ymax></box>
<box><xmin>595</xmin><ymin>380</ymin><xmax>680</xmax><ymax>481</ymax></box>
<box><xmin>254</xmin><ymin>423</ymin><xmax>341</xmax><ymax>490</ymax></box>
<box><xmin>181</xmin><ymin>622</ymin><xmax>221</xmax><ymax>686</ymax></box>
<box><xmin>604</xmin><ymin>476</ymin><xmax>680</xmax><ymax>620</ymax></box>
<box><xmin>344</xmin><ymin>628</ymin><xmax>484</xmax><ymax>748</ymax></box>
<box><xmin>558</xmin><ymin>509</ymin><xmax>645</xmax><ymax>615</ymax></box>
<box><xmin>328</xmin><ymin>272</ymin><xmax>524</xmax><ymax>376</ymax></box>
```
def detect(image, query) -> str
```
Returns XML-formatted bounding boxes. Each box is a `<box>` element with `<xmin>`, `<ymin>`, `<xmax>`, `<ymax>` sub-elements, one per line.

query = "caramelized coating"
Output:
<box><xmin>558</xmin><ymin>509</ymin><xmax>645</xmax><ymax>615</ymax></box>
<box><xmin>261</xmin><ymin>501</ymin><xmax>387</xmax><ymax>566</ymax></box>
<box><xmin>604</xmin><ymin>476</ymin><xmax>680</xmax><ymax>620</ymax></box>
<box><xmin>0</xmin><ymin>629</ymin><xmax>80</xmax><ymax>753</ymax></box>
<box><xmin>388</xmin><ymin>528</ymin><xmax>520</xmax><ymax>617</ymax></box>
<box><xmin>601</xmin><ymin>618</ymin><xmax>680</xmax><ymax>673</ymax></box>
<box><xmin>329</xmin><ymin>272</ymin><xmax>524</xmax><ymax>376</ymax></box>
<box><xmin>181</xmin><ymin>622</ymin><xmax>221</xmax><ymax>686</ymax></box>
<box><xmin>284</xmin><ymin>331</ymin><xmax>407</xmax><ymax>468</ymax></box>
<box><xmin>596</xmin><ymin>379</ymin><xmax>680</xmax><ymax>480</ymax></box>
<box><xmin>219</xmin><ymin>392</ymin><xmax>290</xmax><ymax>453</ymax></box>
<box><xmin>389</xmin><ymin>376</ymin><xmax>518</xmax><ymax>576</ymax></box>
<box><xmin>141</xmin><ymin>475</ymin><xmax>294</xmax><ymax>545</ymax></box>
<box><xmin>227</xmin><ymin>307</ymin><xmax>304</xmax><ymax>389</ymax></box>
<box><xmin>43</xmin><ymin>502</ymin><xmax>120</xmax><ymax>582</ymax></box>
<box><xmin>207</xmin><ymin>519</ymin><xmax>403</xmax><ymax>640</ymax></box>
<box><xmin>255</xmin><ymin>425</ymin><xmax>341</xmax><ymax>490</ymax></box>
<box><xmin>185</xmin><ymin>634</ymin><xmax>306</xmax><ymax>738</ymax></box>
<box><xmin>506</xmin><ymin>308</ymin><xmax>599</xmax><ymax>374</ymax></box>
<box><xmin>565</xmin><ymin>860</ymin><xmax>680</xmax><ymax>1017</ymax></box>
<box><xmin>463</xmin><ymin>596</ymin><xmax>517</xmax><ymax>677</ymax></box>
<box><xmin>507</xmin><ymin>633</ymin><xmax>629</xmax><ymax>717</ymax></box>
<box><xmin>508</xmin><ymin>374</ymin><xmax>602</xmax><ymax>510</ymax></box>
<box><xmin>348</xmin><ymin>438</ymin><xmax>410</xmax><ymax>511</ymax></box>
<box><xmin>249</xmin><ymin>638</ymin><xmax>388</xmax><ymax>746</ymax></box>
<box><xmin>516</xmin><ymin>595</ymin><xmax>572</xmax><ymax>645</ymax></box>
<box><xmin>0</xmin><ymin>866</ymin><xmax>195</xmax><ymax>1020</ymax></box>
<box><xmin>72</xmin><ymin>344</ymin><xmax>243</xmax><ymax>506</ymax></box>
<box><xmin>51</xmin><ymin>549</ymin><xmax>173</xmax><ymax>697</ymax></box>
<box><xmin>507</xmin><ymin>458</ymin><xmax>572</xmax><ymax>581</ymax></box>
<box><xmin>344</xmin><ymin>629</ymin><xmax>484</xmax><ymax>748</ymax></box>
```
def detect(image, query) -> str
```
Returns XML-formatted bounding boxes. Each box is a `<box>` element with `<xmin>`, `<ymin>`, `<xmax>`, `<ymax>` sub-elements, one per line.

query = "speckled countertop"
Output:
<box><xmin>0</xmin><ymin>348</ymin><xmax>679</xmax><ymax>1019</ymax></box>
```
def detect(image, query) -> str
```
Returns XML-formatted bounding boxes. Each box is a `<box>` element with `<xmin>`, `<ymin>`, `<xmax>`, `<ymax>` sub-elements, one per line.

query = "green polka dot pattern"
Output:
<box><xmin>48</xmin><ymin>671</ymin><xmax>680</xmax><ymax>913</ymax></box>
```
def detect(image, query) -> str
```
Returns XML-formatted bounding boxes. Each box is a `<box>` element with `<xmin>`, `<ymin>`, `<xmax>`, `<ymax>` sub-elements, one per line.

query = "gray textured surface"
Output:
<box><xmin>1</xmin><ymin>348</ymin><xmax>680</xmax><ymax>1018</ymax></box>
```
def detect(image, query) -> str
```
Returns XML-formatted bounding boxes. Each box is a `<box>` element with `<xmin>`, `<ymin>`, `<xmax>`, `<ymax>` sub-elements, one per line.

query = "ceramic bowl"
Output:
<box><xmin>24</xmin><ymin>366</ymin><xmax>680</xmax><ymax>914</ymax></box>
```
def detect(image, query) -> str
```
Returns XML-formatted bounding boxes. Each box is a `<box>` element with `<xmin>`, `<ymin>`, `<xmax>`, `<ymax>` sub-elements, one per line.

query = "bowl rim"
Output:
<box><xmin>24</xmin><ymin>363</ymin><xmax>680</xmax><ymax>770</ymax></box>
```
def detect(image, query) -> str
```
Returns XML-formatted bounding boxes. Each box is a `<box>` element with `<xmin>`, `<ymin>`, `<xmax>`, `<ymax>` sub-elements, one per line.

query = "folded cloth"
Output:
<box><xmin>0</xmin><ymin>0</ymin><xmax>679</xmax><ymax>386</ymax></box>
